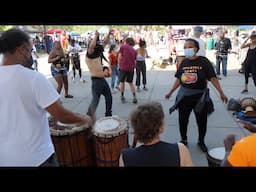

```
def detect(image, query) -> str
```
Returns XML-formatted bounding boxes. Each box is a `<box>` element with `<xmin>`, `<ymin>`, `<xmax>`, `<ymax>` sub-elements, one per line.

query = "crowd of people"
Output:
<box><xmin>1</xmin><ymin>25</ymin><xmax>256</xmax><ymax>167</ymax></box>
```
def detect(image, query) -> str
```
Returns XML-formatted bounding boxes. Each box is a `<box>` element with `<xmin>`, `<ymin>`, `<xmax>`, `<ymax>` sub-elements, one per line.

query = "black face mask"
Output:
<box><xmin>22</xmin><ymin>55</ymin><xmax>34</xmax><ymax>70</ymax></box>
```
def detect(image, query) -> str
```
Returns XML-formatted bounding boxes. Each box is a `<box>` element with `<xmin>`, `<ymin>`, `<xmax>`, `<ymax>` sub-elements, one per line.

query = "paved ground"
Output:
<box><xmin>37</xmin><ymin>46</ymin><xmax>254</xmax><ymax>166</ymax></box>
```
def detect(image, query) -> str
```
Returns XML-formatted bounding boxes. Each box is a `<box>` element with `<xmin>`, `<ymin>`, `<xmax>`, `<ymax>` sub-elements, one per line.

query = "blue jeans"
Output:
<box><xmin>87</xmin><ymin>77</ymin><xmax>112</xmax><ymax>117</ymax></box>
<box><xmin>111</xmin><ymin>65</ymin><xmax>120</xmax><ymax>89</ymax></box>
<box><xmin>216</xmin><ymin>55</ymin><xmax>228</xmax><ymax>76</ymax></box>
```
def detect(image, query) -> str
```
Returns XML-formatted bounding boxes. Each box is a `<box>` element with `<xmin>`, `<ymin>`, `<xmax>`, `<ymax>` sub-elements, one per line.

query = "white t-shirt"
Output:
<box><xmin>191</xmin><ymin>37</ymin><xmax>206</xmax><ymax>57</ymax></box>
<box><xmin>67</xmin><ymin>44</ymin><xmax>82</xmax><ymax>55</ymax></box>
<box><xmin>0</xmin><ymin>65</ymin><xmax>60</xmax><ymax>166</ymax></box>
<box><xmin>31</xmin><ymin>45</ymin><xmax>38</xmax><ymax>60</ymax></box>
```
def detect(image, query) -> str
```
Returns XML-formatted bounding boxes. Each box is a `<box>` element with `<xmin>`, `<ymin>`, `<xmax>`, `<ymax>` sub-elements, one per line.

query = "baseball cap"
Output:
<box><xmin>250</xmin><ymin>31</ymin><xmax>256</xmax><ymax>37</ymax></box>
<box><xmin>193</xmin><ymin>26</ymin><xmax>203</xmax><ymax>33</ymax></box>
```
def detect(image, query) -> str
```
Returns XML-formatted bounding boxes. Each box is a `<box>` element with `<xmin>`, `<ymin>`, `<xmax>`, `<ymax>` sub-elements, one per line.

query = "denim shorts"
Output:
<box><xmin>51</xmin><ymin>65</ymin><xmax>68</xmax><ymax>77</ymax></box>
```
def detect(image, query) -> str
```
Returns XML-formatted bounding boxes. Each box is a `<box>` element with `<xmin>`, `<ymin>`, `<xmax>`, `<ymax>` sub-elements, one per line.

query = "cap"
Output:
<box><xmin>193</xmin><ymin>26</ymin><xmax>203</xmax><ymax>33</ymax></box>
<box><xmin>250</xmin><ymin>31</ymin><xmax>256</xmax><ymax>37</ymax></box>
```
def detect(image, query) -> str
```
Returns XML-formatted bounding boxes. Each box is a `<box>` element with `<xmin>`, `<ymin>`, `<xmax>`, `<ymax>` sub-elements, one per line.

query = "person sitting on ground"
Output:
<box><xmin>119</xmin><ymin>101</ymin><xmax>193</xmax><ymax>167</ymax></box>
<box><xmin>221</xmin><ymin>121</ymin><xmax>256</xmax><ymax>167</ymax></box>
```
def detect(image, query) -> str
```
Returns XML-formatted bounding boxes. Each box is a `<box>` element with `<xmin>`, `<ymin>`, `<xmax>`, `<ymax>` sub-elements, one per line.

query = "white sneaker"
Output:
<box><xmin>72</xmin><ymin>77</ymin><xmax>75</xmax><ymax>81</ymax></box>
<box><xmin>112</xmin><ymin>89</ymin><xmax>117</xmax><ymax>94</ymax></box>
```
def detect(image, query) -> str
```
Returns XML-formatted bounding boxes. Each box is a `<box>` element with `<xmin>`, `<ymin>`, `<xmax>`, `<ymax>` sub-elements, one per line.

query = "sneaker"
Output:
<box><xmin>143</xmin><ymin>87</ymin><xmax>148</xmax><ymax>91</ymax></box>
<box><xmin>72</xmin><ymin>77</ymin><xmax>75</xmax><ymax>81</ymax></box>
<box><xmin>65</xmin><ymin>94</ymin><xmax>74</xmax><ymax>99</ymax></box>
<box><xmin>180</xmin><ymin>140</ymin><xmax>188</xmax><ymax>146</ymax></box>
<box><xmin>121</xmin><ymin>96</ymin><xmax>125</xmax><ymax>103</ymax></box>
<box><xmin>133</xmin><ymin>97</ymin><xmax>138</xmax><ymax>104</ymax></box>
<box><xmin>241</xmin><ymin>89</ymin><xmax>248</xmax><ymax>94</ymax></box>
<box><xmin>197</xmin><ymin>141</ymin><xmax>208</xmax><ymax>152</ymax></box>
<box><xmin>112</xmin><ymin>89</ymin><xmax>117</xmax><ymax>94</ymax></box>
<box><xmin>115</xmin><ymin>86</ymin><xmax>120</xmax><ymax>91</ymax></box>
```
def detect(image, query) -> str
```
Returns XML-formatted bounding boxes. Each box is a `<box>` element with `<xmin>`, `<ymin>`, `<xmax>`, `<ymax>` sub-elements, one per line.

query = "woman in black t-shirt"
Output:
<box><xmin>165</xmin><ymin>38</ymin><xmax>228</xmax><ymax>152</ymax></box>
<box><xmin>240</xmin><ymin>32</ymin><xmax>256</xmax><ymax>94</ymax></box>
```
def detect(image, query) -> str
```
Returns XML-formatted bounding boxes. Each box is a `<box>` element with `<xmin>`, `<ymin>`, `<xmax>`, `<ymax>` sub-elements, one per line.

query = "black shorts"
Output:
<box><xmin>120</xmin><ymin>70</ymin><xmax>134</xmax><ymax>83</ymax></box>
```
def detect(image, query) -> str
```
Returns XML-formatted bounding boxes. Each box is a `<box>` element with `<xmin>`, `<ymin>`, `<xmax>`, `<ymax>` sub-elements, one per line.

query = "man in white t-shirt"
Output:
<box><xmin>191</xmin><ymin>26</ymin><xmax>206</xmax><ymax>57</ymax></box>
<box><xmin>67</xmin><ymin>39</ymin><xmax>83</xmax><ymax>81</ymax></box>
<box><xmin>0</xmin><ymin>28</ymin><xmax>93</xmax><ymax>167</ymax></box>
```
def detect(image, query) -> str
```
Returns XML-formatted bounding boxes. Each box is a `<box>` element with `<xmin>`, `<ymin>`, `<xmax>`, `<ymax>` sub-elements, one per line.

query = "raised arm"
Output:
<box><xmin>87</xmin><ymin>31</ymin><xmax>99</xmax><ymax>55</ymax></box>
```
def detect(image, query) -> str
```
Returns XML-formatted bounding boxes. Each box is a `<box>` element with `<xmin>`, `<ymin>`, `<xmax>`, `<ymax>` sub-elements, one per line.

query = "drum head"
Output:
<box><xmin>208</xmin><ymin>147</ymin><xmax>225</xmax><ymax>161</ymax></box>
<box><xmin>93</xmin><ymin>116</ymin><xmax>127</xmax><ymax>138</ymax></box>
<box><xmin>50</xmin><ymin>121</ymin><xmax>90</xmax><ymax>136</ymax></box>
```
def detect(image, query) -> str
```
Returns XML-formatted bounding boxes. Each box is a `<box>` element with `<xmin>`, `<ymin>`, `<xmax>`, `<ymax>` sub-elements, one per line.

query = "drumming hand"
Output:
<box><xmin>84</xmin><ymin>115</ymin><xmax>94</xmax><ymax>127</ymax></box>
<box><xmin>224</xmin><ymin>134</ymin><xmax>236</xmax><ymax>153</ymax></box>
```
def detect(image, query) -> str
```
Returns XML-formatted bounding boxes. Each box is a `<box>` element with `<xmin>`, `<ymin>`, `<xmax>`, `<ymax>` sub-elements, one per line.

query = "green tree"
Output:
<box><xmin>0</xmin><ymin>25</ymin><xmax>13</xmax><ymax>32</ymax></box>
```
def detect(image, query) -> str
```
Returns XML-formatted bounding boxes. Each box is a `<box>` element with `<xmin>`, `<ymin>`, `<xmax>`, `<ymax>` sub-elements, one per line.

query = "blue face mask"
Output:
<box><xmin>184</xmin><ymin>48</ymin><xmax>195</xmax><ymax>58</ymax></box>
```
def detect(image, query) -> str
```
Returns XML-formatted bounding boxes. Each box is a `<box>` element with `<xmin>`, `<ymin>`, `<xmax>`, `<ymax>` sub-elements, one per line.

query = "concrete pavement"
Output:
<box><xmin>38</xmin><ymin>47</ymin><xmax>253</xmax><ymax>166</ymax></box>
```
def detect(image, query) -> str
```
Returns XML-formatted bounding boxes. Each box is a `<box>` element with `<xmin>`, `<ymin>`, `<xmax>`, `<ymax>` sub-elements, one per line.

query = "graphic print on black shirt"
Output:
<box><xmin>175</xmin><ymin>56</ymin><xmax>216</xmax><ymax>89</ymax></box>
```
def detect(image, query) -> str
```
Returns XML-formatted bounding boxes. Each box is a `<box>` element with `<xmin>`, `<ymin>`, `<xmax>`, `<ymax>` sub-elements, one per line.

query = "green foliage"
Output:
<box><xmin>0</xmin><ymin>25</ymin><xmax>13</xmax><ymax>31</ymax></box>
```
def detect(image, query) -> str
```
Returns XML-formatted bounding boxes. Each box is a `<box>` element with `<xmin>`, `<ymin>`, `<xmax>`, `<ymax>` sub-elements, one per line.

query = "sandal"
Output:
<box><xmin>65</xmin><ymin>94</ymin><xmax>74</xmax><ymax>98</ymax></box>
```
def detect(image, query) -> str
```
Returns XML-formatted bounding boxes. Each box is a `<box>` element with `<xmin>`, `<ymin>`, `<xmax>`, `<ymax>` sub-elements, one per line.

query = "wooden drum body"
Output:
<box><xmin>50</xmin><ymin>121</ymin><xmax>95</xmax><ymax>167</ymax></box>
<box><xmin>93</xmin><ymin>116</ymin><xmax>128</xmax><ymax>167</ymax></box>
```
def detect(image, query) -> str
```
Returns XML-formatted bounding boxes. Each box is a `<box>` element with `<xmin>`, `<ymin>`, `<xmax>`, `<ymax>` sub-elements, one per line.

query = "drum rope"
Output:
<box><xmin>67</xmin><ymin>135</ymin><xmax>75</xmax><ymax>166</ymax></box>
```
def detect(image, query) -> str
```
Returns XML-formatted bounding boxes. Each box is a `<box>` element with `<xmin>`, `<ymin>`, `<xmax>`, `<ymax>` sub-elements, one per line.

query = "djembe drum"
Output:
<box><xmin>240</xmin><ymin>97</ymin><xmax>256</xmax><ymax>116</ymax></box>
<box><xmin>49</xmin><ymin>120</ymin><xmax>95</xmax><ymax>167</ymax></box>
<box><xmin>206</xmin><ymin>147</ymin><xmax>225</xmax><ymax>167</ymax></box>
<box><xmin>92</xmin><ymin>116</ymin><xmax>128</xmax><ymax>167</ymax></box>
<box><xmin>240</xmin><ymin>97</ymin><xmax>256</xmax><ymax>111</ymax></box>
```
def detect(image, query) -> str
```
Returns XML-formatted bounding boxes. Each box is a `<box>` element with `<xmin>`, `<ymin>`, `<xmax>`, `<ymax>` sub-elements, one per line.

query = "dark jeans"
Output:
<box><xmin>39</xmin><ymin>153</ymin><xmax>59</xmax><ymax>167</ymax></box>
<box><xmin>135</xmin><ymin>60</ymin><xmax>147</xmax><ymax>86</ymax></box>
<box><xmin>178</xmin><ymin>94</ymin><xmax>208</xmax><ymax>142</ymax></box>
<box><xmin>216</xmin><ymin>55</ymin><xmax>228</xmax><ymax>76</ymax></box>
<box><xmin>87</xmin><ymin>77</ymin><xmax>112</xmax><ymax>117</ymax></box>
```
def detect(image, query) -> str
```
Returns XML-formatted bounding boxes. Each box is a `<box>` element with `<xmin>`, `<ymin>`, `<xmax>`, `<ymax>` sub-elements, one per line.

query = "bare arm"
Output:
<box><xmin>87</xmin><ymin>31</ymin><xmax>99</xmax><ymax>55</ymax></box>
<box><xmin>117</xmin><ymin>52</ymin><xmax>122</xmax><ymax>68</ymax></box>
<box><xmin>119</xmin><ymin>154</ymin><xmax>125</xmax><ymax>167</ymax></box>
<box><xmin>46</xmin><ymin>101</ymin><xmax>93</xmax><ymax>126</ymax></box>
<box><xmin>165</xmin><ymin>78</ymin><xmax>180</xmax><ymax>99</ymax></box>
<box><xmin>145</xmin><ymin>49</ymin><xmax>150</xmax><ymax>58</ymax></box>
<box><xmin>240</xmin><ymin>121</ymin><xmax>256</xmax><ymax>133</ymax></box>
<box><xmin>102</xmin><ymin>32</ymin><xmax>111</xmax><ymax>49</ymax></box>
<box><xmin>48</xmin><ymin>51</ymin><xmax>60</xmax><ymax>63</ymax></box>
<box><xmin>178</xmin><ymin>143</ymin><xmax>194</xmax><ymax>166</ymax></box>
<box><xmin>33</xmin><ymin>50</ymin><xmax>39</xmax><ymax>58</ymax></box>
<box><xmin>240</xmin><ymin>37</ymin><xmax>251</xmax><ymax>49</ymax></box>
<box><xmin>210</xmin><ymin>77</ymin><xmax>228</xmax><ymax>103</ymax></box>
<box><xmin>221</xmin><ymin>134</ymin><xmax>235</xmax><ymax>167</ymax></box>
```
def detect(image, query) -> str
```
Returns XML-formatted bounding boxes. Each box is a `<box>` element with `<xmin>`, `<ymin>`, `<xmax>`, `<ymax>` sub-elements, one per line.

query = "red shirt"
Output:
<box><xmin>108</xmin><ymin>52</ymin><xmax>118</xmax><ymax>66</ymax></box>
<box><xmin>119</xmin><ymin>44</ymin><xmax>137</xmax><ymax>72</ymax></box>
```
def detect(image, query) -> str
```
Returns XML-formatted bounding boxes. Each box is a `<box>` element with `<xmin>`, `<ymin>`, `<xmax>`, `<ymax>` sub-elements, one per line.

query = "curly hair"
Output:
<box><xmin>130</xmin><ymin>102</ymin><xmax>164</xmax><ymax>144</ymax></box>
